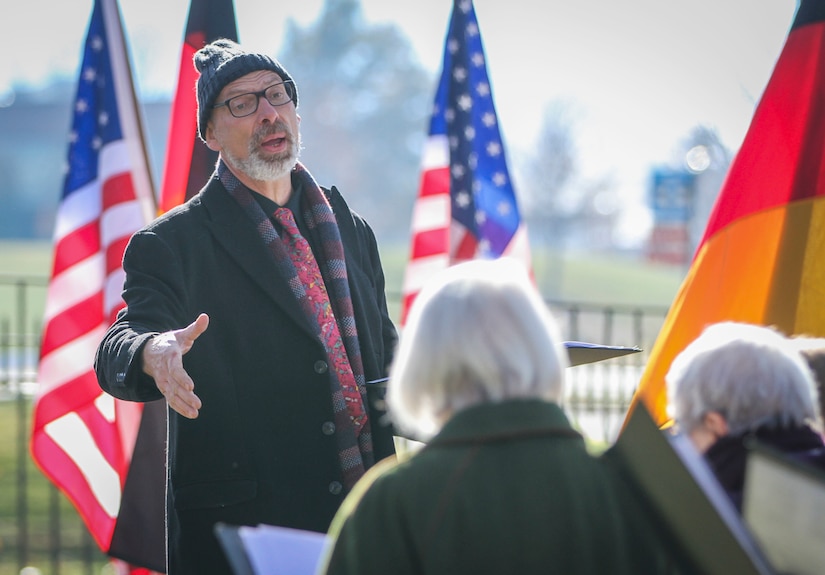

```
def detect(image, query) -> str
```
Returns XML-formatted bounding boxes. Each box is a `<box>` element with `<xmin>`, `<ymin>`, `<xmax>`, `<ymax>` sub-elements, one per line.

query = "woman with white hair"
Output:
<box><xmin>667</xmin><ymin>321</ymin><xmax>825</xmax><ymax>511</ymax></box>
<box><xmin>319</xmin><ymin>258</ymin><xmax>668</xmax><ymax>575</ymax></box>
<box><xmin>789</xmin><ymin>336</ymin><xmax>825</xmax><ymax>425</ymax></box>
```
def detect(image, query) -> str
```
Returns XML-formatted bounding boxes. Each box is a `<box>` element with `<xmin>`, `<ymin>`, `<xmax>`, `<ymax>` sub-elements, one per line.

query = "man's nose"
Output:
<box><xmin>257</xmin><ymin>96</ymin><xmax>281</xmax><ymax>121</ymax></box>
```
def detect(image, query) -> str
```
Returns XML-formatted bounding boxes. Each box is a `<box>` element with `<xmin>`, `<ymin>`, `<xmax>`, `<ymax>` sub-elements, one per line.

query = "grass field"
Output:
<box><xmin>0</xmin><ymin>241</ymin><xmax>53</xmax><ymax>278</ymax></box>
<box><xmin>0</xmin><ymin>239</ymin><xmax>686</xmax><ymax>330</ymax></box>
<box><xmin>0</xmin><ymin>240</ymin><xmax>689</xmax><ymax>307</ymax></box>
<box><xmin>383</xmin><ymin>244</ymin><xmax>686</xmax><ymax>310</ymax></box>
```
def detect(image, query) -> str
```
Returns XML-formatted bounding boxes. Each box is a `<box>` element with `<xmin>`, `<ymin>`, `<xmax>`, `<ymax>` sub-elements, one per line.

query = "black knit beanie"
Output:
<box><xmin>194</xmin><ymin>38</ymin><xmax>297</xmax><ymax>141</ymax></box>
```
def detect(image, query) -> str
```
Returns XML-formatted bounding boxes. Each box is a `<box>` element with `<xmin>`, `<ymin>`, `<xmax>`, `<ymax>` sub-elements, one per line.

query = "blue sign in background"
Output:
<box><xmin>649</xmin><ymin>169</ymin><xmax>696</xmax><ymax>224</ymax></box>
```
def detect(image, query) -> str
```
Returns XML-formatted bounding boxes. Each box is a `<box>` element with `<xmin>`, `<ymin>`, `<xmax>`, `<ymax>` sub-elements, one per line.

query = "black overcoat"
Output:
<box><xmin>95</xmin><ymin>176</ymin><xmax>397</xmax><ymax>575</ymax></box>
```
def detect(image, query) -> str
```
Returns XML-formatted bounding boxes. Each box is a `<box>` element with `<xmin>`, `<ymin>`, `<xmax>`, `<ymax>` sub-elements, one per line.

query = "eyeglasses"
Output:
<box><xmin>212</xmin><ymin>80</ymin><xmax>296</xmax><ymax>118</ymax></box>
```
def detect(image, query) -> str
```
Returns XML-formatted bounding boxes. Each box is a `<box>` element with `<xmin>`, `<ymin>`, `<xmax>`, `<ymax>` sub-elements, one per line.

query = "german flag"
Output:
<box><xmin>158</xmin><ymin>0</ymin><xmax>238</xmax><ymax>214</ymax></box>
<box><xmin>628</xmin><ymin>0</ymin><xmax>825</xmax><ymax>426</ymax></box>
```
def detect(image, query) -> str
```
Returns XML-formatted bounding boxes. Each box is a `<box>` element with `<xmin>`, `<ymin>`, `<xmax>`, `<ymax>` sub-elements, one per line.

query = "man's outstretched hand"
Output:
<box><xmin>142</xmin><ymin>313</ymin><xmax>210</xmax><ymax>419</ymax></box>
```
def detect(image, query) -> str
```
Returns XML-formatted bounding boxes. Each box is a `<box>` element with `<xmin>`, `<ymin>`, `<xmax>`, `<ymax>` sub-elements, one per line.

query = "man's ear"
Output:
<box><xmin>703</xmin><ymin>410</ymin><xmax>730</xmax><ymax>438</ymax></box>
<box><xmin>204</xmin><ymin>122</ymin><xmax>221</xmax><ymax>152</ymax></box>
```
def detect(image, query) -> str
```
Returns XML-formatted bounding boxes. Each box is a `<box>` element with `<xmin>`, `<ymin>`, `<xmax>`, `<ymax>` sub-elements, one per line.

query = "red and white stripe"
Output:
<box><xmin>400</xmin><ymin>135</ymin><xmax>451</xmax><ymax>323</ymax></box>
<box><xmin>400</xmin><ymin>134</ymin><xmax>531</xmax><ymax>324</ymax></box>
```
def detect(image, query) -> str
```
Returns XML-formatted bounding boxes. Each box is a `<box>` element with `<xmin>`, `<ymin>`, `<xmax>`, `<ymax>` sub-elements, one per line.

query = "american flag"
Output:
<box><xmin>400</xmin><ymin>0</ymin><xmax>531</xmax><ymax>323</ymax></box>
<box><xmin>30</xmin><ymin>0</ymin><xmax>155</xmax><ymax>559</ymax></box>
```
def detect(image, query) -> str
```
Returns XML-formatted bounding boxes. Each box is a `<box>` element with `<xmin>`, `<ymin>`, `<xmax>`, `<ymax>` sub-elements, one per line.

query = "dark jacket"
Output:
<box><xmin>320</xmin><ymin>400</ymin><xmax>671</xmax><ymax>575</ymax></box>
<box><xmin>95</xmin><ymin>176</ymin><xmax>397</xmax><ymax>575</ymax></box>
<box><xmin>705</xmin><ymin>424</ymin><xmax>825</xmax><ymax>511</ymax></box>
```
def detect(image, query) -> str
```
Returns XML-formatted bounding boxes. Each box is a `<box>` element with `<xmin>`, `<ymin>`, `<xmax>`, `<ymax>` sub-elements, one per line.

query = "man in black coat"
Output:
<box><xmin>94</xmin><ymin>39</ymin><xmax>397</xmax><ymax>575</ymax></box>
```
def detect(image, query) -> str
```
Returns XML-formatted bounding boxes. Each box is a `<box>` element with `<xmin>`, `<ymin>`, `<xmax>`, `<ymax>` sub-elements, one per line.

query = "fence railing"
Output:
<box><xmin>0</xmin><ymin>276</ymin><xmax>668</xmax><ymax>575</ymax></box>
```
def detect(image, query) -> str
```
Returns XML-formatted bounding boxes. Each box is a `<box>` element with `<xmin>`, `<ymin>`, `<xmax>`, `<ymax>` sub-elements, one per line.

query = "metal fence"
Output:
<box><xmin>0</xmin><ymin>276</ymin><xmax>668</xmax><ymax>575</ymax></box>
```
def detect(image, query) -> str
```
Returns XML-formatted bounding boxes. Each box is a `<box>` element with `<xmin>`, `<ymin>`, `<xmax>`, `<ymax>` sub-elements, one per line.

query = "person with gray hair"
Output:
<box><xmin>788</xmin><ymin>335</ymin><xmax>825</xmax><ymax>424</ymax></box>
<box><xmin>388</xmin><ymin>257</ymin><xmax>568</xmax><ymax>441</ymax></box>
<box><xmin>666</xmin><ymin>321</ymin><xmax>825</xmax><ymax>511</ymax></box>
<box><xmin>94</xmin><ymin>39</ymin><xmax>397</xmax><ymax>574</ymax></box>
<box><xmin>319</xmin><ymin>258</ymin><xmax>671</xmax><ymax>575</ymax></box>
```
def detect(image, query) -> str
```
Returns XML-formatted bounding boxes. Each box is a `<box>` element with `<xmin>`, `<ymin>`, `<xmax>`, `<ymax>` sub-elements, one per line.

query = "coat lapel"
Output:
<box><xmin>199</xmin><ymin>181</ymin><xmax>319</xmax><ymax>340</ymax></box>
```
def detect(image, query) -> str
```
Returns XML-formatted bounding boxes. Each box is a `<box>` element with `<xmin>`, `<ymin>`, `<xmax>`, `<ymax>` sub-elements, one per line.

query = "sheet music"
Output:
<box><xmin>237</xmin><ymin>524</ymin><xmax>328</xmax><ymax>575</ymax></box>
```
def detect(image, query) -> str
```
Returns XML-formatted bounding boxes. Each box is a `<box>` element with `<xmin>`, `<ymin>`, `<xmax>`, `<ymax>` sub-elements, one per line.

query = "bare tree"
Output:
<box><xmin>518</xmin><ymin>101</ymin><xmax>619</xmax><ymax>294</ymax></box>
<box><xmin>278</xmin><ymin>0</ymin><xmax>432</xmax><ymax>245</ymax></box>
<box><xmin>521</xmin><ymin>101</ymin><xmax>579</xmax><ymax>227</ymax></box>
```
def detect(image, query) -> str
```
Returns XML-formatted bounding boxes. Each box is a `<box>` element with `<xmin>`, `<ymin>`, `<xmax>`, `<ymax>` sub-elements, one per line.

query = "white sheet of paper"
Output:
<box><xmin>238</xmin><ymin>524</ymin><xmax>328</xmax><ymax>575</ymax></box>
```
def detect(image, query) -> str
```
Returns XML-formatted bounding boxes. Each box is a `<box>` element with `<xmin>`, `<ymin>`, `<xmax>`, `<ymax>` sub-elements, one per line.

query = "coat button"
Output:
<box><xmin>321</xmin><ymin>421</ymin><xmax>336</xmax><ymax>435</ymax></box>
<box><xmin>314</xmin><ymin>360</ymin><xmax>328</xmax><ymax>374</ymax></box>
<box><xmin>328</xmin><ymin>481</ymin><xmax>343</xmax><ymax>495</ymax></box>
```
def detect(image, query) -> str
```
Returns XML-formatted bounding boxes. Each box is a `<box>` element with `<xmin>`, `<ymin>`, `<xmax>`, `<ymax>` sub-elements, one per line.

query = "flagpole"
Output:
<box><xmin>102</xmin><ymin>0</ymin><xmax>156</xmax><ymax>221</ymax></box>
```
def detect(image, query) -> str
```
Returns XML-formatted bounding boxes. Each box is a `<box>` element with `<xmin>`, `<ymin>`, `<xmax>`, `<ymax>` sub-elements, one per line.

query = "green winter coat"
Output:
<box><xmin>320</xmin><ymin>399</ymin><xmax>675</xmax><ymax>575</ymax></box>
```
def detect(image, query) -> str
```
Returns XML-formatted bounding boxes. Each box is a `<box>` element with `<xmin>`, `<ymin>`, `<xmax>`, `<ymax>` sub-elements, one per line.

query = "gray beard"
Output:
<box><xmin>226</xmin><ymin>132</ymin><xmax>302</xmax><ymax>182</ymax></box>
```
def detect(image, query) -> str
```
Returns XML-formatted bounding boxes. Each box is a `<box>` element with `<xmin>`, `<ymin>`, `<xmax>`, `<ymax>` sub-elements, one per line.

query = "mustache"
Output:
<box><xmin>254</xmin><ymin>122</ymin><xmax>292</xmax><ymax>145</ymax></box>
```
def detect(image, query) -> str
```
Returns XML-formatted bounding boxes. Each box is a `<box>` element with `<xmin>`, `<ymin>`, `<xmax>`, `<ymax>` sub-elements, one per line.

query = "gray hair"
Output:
<box><xmin>666</xmin><ymin>321</ymin><xmax>820</xmax><ymax>436</ymax></box>
<box><xmin>387</xmin><ymin>258</ymin><xmax>568</xmax><ymax>441</ymax></box>
<box><xmin>788</xmin><ymin>336</ymin><xmax>825</xmax><ymax>427</ymax></box>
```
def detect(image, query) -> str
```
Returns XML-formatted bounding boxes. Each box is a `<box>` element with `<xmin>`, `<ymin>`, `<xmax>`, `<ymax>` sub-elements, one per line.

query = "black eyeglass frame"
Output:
<box><xmin>212</xmin><ymin>80</ymin><xmax>296</xmax><ymax>118</ymax></box>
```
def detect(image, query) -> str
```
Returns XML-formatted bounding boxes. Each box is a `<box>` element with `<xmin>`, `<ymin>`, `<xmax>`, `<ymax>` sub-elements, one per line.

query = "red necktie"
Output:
<box><xmin>273</xmin><ymin>207</ymin><xmax>366</xmax><ymax>432</ymax></box>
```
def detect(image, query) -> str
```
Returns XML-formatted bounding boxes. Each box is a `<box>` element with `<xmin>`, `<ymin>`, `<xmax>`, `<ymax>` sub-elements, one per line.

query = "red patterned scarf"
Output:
<box><xmin>218</xmin><ymin>160</ymin><xmax>373</xmax><ymax>489</ymax></box>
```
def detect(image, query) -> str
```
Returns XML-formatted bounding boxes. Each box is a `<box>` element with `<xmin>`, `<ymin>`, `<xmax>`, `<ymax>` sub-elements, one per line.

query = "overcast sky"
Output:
<box><xmin>0</xmin><ymin>0</ymin><xmax>800</xmax><ymax>242</ymax></box>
